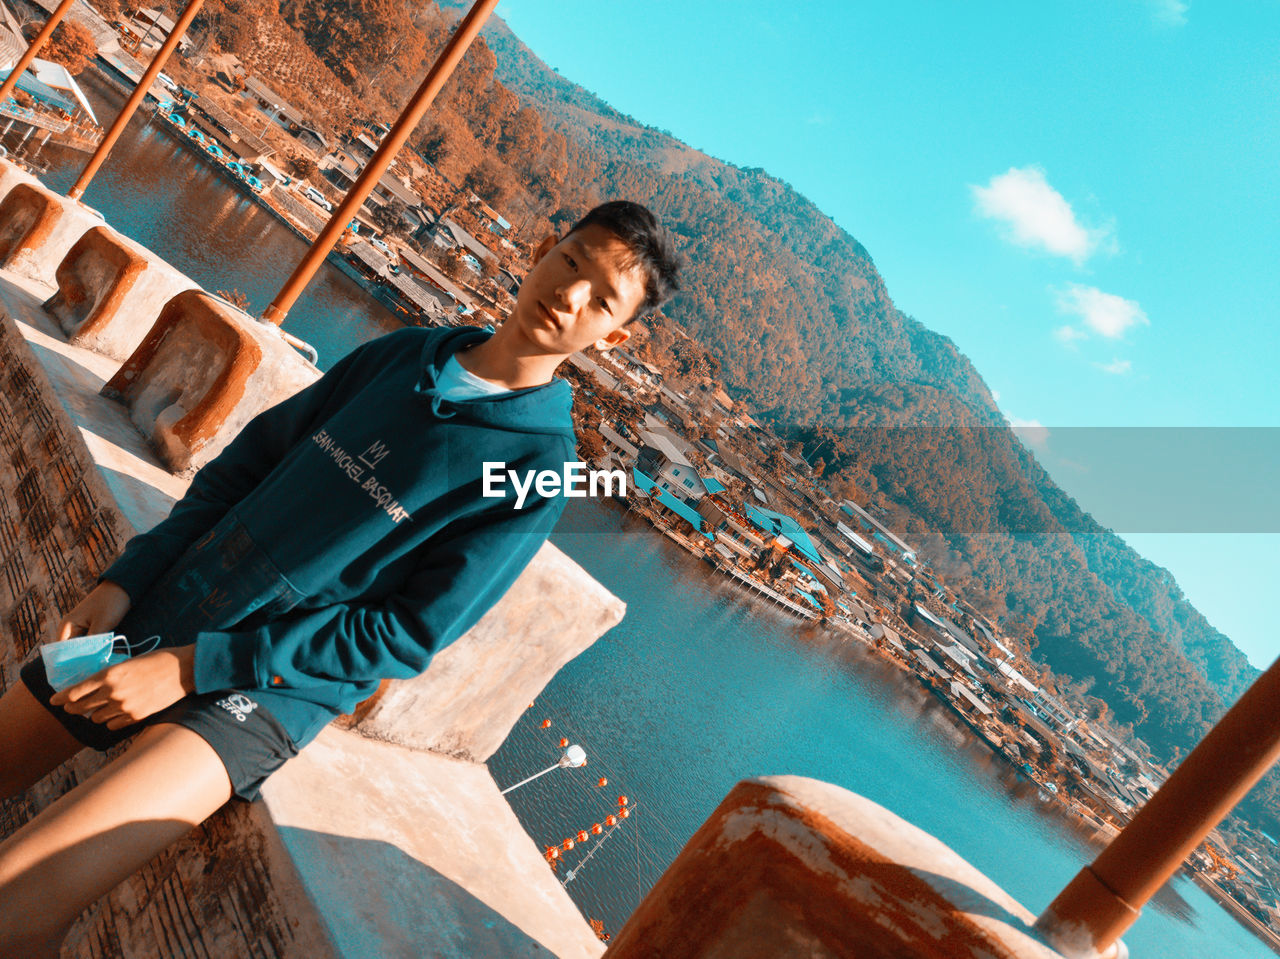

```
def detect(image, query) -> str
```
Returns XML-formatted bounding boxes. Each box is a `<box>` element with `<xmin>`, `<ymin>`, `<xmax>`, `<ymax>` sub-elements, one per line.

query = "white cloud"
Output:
<box><xmin>1095</xmin><ymin>358</ymin><xmax>1133</xmax><ymax>375</ymax></box>
<box><xmin>1053</xmin><ymin>325</ymin><xmax>1088</xmax><ymax>347</ymax></box>
<box><xmin>971</xmin><ymin>166</ymin><xmax>1111</xmax><ymax>264</ymax></box>
<box><xmin>1007</xmin><ymin>415</ymin><xmax>1050</xmax><ymax>449</ymax></box>
<box><xmin>1054</xmin><ymin>283</ymin><xmax>1150</xmax><ymax>339</ymax></box>
<box><xmin>1150</xmin><ymin>0</ymin><xmax>1189</xmax><ymax>27</ymax></box>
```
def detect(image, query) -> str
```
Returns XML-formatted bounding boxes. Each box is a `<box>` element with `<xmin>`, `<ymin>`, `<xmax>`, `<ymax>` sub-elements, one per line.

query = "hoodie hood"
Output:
<box><xmin>412</xmin><ymin>326</ymin><xmax>576</xmax><ymax>439</ymax></box>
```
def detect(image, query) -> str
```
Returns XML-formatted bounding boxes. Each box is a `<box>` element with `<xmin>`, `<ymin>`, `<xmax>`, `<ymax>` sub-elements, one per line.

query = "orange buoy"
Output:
<box><xmin>541</xmin><ymin>719</ymin><xmax>552</xmax><ymax>729</ymax></box>
<box><xmin>577</xmin><ymin>830</ymin><xmax>589</xmax><ymax>842</ymax></box>
<box><xmin>591</xmin><ymin>823</ymin><xmax>603</xmax><ymax>835</ymax></box>
<box><xmin>545</xmin><ymin>847</ymin><xmax>560</xmax><ymax>860</ymax></box>
<box><xmin>597</xmin><ymin>777</ymin><xmax>608</xmax><ymax>787</ymax></box>
<box><xmin>559</xmin><ymin>737</ymin><xmax>569</xmax><ymax>748</ymax></box>
<box><xmin>620</xmin><ymin>808</ymin><xmax>630</xmax><ymax>819</ymax></box>
<box><xmin>528</xmin><ymin>702</ymin><xmax>535</xmax><ymax>709</ymax></box>
<box><xmin>605</xmin><ymin>815</ymin><xmax>617</xmax><ymax>826</ymax></box>
<box><xmin>563</xmin><ymin>838</ymin><xmax>575</xmax><ymax>850</ymax></box>
<box><xmin>618</xmin><ymin>795</ymin><xmax>629</xmax><ymax>806</ymax></box>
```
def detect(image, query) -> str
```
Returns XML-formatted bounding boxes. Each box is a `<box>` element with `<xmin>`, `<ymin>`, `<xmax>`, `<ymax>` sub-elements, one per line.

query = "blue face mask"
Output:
<box><xmin>41</xmin><ymin>632</ymin><xmax>163</xmax><ymax>692</ymax></box>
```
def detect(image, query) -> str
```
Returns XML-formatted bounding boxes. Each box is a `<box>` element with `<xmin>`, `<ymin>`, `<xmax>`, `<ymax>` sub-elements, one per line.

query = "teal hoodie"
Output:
<box><xmin>98</xmin><ymin>325</ymin><xmax>577</xmax><ymax>728</ymax></box>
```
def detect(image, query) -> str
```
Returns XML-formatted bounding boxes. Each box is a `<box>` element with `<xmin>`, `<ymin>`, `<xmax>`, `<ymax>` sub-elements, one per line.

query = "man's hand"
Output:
<box><xmin>49</xmin><ymin>646</ymin><xmax>197</xmax><ymax>731</ymax></box>
<box><xmin>56</xmin><ymin>580</ymin><xmax>133</xmax><ymax>643</ymax></box>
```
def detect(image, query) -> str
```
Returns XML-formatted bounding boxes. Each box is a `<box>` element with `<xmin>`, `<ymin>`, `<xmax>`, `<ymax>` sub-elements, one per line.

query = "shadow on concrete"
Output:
<box><xmin>277</xmin><ymin>825</ymin><xmax>559</xmax><ymax>958</ymax></box>
<box><xmin>92</xmin><ymin>459</ymin><xmax>180</xmax><ymax>529</ymax></box>
<box><xmin>907</xmin><ymin>866</ymin><xmax>1042</xmax><ymax>937</ymax></box>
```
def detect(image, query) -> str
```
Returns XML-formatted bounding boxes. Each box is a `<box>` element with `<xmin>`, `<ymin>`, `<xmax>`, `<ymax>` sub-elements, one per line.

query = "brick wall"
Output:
<box><xmin>0</xmin><ymin>312</ymin><xmax>129</xmax><ymax>699</ymax></box>
<box><xmin>0</xmin><ymin>313</ymin><xmax>319</xmax><ymax>958</ymax></box>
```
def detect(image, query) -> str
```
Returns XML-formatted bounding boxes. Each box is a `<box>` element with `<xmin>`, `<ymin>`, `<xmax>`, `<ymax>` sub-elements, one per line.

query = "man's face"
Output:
<box><xmin>508</xmin><ymin>223</ymin><xmax>648</xmax><ymax>359</ymax></box>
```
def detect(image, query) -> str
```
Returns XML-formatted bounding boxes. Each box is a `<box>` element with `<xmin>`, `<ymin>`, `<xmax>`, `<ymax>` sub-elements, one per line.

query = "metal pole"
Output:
<box><xmin>0</xmin><ymin>0</ymin><xmax>77</xmax><ymax>108</ymax></box>
<box><xmin>260</xmin><ymin>0</ymin><xmax>500</xmax><ymax>325</ymax></box>
<box><xmin>1035</xmin><ymin>656</ymin><xmax>1280</xmax><ymax>957</ymax></box>
<box><xmin>66</xmin><ymin>0</ymin><xmax>204</xmax><ymax>200</ymax></box>
<box><xmin>500</xmin><ymin>761</ymin><xmax>561</xmax><ymax>796</ymax></box>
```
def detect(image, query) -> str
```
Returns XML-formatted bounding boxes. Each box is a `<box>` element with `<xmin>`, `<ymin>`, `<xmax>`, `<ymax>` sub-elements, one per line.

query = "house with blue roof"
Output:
<box><xmin>743</xmin><ymin>505</ymin><xmax>823</xmax><ymax>566</ymax></box>
<box><xmin>632</xmin><ymin>468</ymin><xmax>714</xmax><ymax>541</ymax></box>
<box><xmin>636</xmin><ymin>430</ymin><xmax>712</xmax><ymax>505</ymax></box>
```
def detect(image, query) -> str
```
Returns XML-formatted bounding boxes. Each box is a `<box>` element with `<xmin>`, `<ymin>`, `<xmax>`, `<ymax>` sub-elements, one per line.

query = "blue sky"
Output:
<box><xmin>496</xmin><ymin>0</ymin><xmax>1278</xmax><ymax>670</ymax></box>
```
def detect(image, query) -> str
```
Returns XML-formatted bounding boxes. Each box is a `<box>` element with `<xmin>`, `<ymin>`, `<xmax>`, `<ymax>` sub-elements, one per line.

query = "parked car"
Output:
<box><xmin>303</xmin><ymin>186</ymin><xmax>333</xmax><ymax>212</ymax></box>
<box><xmin>370</xmin><ymin>237</ymin><xmax>390</xmax><ymax>253</ymax></box>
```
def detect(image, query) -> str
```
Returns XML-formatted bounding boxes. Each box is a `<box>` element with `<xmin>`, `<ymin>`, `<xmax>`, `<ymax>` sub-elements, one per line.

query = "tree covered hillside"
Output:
<box><xmin>195</xmin><ymin>0</ymin><xmax>1268</xmax><ymax>827</ymax></box>
<box><xmin>447</xmin><ymin>5</ymin><xmax>1270</xmax><ymax>825</ymax></box>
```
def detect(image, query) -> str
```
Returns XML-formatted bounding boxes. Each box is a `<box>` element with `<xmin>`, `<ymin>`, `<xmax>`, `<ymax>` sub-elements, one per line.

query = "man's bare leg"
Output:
<box><xmin>0</xmin><ymin>679</ymin><xmax>86</xmax><ymax>800</ymax></box>
<box><xmin>0</xmin><ymin>722</ymin><xmax>233</xmax><ymax>957</ymax></box>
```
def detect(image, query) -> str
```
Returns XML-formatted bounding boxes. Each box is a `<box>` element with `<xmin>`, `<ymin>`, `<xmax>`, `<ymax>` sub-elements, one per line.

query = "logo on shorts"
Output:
<box><xmin>216</xmin><ymin>692</ymin><xmax>258</xmax><ymax>723</ymax></box>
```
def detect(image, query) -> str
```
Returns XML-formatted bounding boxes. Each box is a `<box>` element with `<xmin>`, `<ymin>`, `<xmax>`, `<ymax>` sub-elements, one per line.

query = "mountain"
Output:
<box><xmin>380</xmin><ymin>1</ymin><xmax>1270</xmax><ymax>827</ymax></box>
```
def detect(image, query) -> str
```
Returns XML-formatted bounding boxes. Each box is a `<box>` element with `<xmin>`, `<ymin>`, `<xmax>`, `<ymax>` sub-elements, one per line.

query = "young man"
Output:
<box><xmin>0</xmin><ymin>199</ymin><xmax>680</xmax><ymax>956</ymax></box>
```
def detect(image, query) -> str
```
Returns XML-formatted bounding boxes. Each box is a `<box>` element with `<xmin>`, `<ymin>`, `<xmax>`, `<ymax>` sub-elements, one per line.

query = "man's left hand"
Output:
<box><xmin>49</xmin><ymin>645</ymin><xmax>198</xmax><ymax>731</ymax></box>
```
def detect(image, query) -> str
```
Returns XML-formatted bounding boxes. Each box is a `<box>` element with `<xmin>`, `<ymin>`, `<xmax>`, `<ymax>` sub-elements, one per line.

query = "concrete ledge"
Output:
<box><xmin>45</xmin><ymin>225</ymin><xmax>199</xmax><ymax>361</ymax></box>
<box><xmin>605</xmin><ymin>775</ymin><xmax>1066</xmax><ymax>959</ymax></box>
<box><xmin>260</xmin><ymin>725</ymin><xmax>607</xmax><ymax>959</ymax></box>
<box><xmin>0</xmin><ymin>180</ymin><xmax>103</xmax><ymax>286</ymax></box>
<box><xmin>102</xmin><ymin>289</ymin><xmax>319</xmax><ymax>474</ymax></box>
<box><xmin>342</xmin><ymin>543</ymin><xmax>626</xmax><ymax>763</ymax></box>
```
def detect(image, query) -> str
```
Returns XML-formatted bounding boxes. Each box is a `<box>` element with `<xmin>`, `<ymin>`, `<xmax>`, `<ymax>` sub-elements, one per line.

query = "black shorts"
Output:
<box><xmin>20</xmin><ymin>654</ymin><xmax>299</xmax><ymax>803</ymax></box>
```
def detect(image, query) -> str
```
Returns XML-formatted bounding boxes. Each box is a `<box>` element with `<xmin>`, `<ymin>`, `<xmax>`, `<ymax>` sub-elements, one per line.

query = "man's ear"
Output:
<box><xmin>595</xmin><ymin>326</ymin><xmax>632</xmax><ymax>352</ymax></box>
<box><xmin>531</xmin><ymin>234</ymin><xmax>558</xmax><ymax>266</ymax></box>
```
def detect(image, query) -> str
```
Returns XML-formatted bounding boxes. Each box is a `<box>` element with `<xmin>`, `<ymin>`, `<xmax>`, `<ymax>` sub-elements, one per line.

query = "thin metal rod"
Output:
<box><xmin>500</xmin><ymin>761</ymin><xmax>561</xmax><ymax>796</ymax></box>
<box><xmin>260</xmin><ymin>0</ymin><xmax>500</xmax><ymax>326</ymax></box>
<box><xmin>67</xmin><ymin>0</ymin><xmax>204</xmax><ymax>200</ymax></box>
<box><xmin>0</xmin><ymin>0</ymin><xmax>77</xmax><ymax>108</ymax></box>
<box><xmin>1036</xmin><ymin>656</ymin><xmax>1280</xmax><ymax>956</ymax></box>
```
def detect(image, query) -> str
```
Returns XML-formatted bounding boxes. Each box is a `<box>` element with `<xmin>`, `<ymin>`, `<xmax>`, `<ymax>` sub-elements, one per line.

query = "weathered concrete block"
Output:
<box><xmin>44</xmin><ymin>225</ymin><xmax>199</xmax><ymax>361</ymax></box>
<box><xmin>605</xmin><ymin>775</ymin><xmax>1068</xmax><ymax>959</ymax></box>
<box><xmin>101</xmin><ymin>289</ymin><xmax>320</xmax><ymax>473</ymax></box>
<box><xmin>259</xmin><ymin>727</ymin><xmax>608</xmax><ymax>959</ymax></box>
<box><xmin>0</xmin><ymin>155</ymin><xmax>41</xmax><ymax>202</ymax></box>
<box><xmin>337</xmin><ymin>542</ymin><xmax>626</xmax><ymax>763</ymax></box>
<box><xmin>0</xmin><ymin>181</ymin><xmax>103</xmax><ymax>286</ymax></box>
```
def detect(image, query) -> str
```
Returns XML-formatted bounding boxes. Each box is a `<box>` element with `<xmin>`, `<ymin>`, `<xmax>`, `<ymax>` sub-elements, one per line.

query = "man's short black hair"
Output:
<box><xmin>567</xmin><ymin>200</ymin><xmax>681</xmax><ymax>322</ymax></box>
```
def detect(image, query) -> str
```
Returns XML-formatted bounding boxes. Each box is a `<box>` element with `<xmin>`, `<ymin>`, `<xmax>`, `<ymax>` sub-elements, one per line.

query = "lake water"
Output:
<box><xmin>22</xmin><ymin>69</ymin><xmax>1272</xmax><ymax>957</ymax></box>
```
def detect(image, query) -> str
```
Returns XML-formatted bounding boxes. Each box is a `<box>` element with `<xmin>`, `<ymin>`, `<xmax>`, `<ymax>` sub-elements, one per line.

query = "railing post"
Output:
<box><xmin>1035</xmin><ymin>656</ymin><xmax>1280</xmax><ymax>957</ymax></box>
<box><xmin>259</xmin><ymin>0</ymin><xmax>501</xmax><ymax>326</ymax></box>
<box><xmin>0</xmin><ymin>0</ymin><xmax>77</xmax><ymax>108</ymax></box>
<box><xmin>67</xmin><ymin>0</ymin><xmax>205</xmax><ymax>200</ymax></box>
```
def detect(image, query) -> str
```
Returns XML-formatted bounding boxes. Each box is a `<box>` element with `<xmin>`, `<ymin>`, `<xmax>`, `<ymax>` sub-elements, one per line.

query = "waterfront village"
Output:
<box><xmin>3</xmin><ymin>1</ymin><xmax>1280</xmax><ymax>947</ymax></box>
